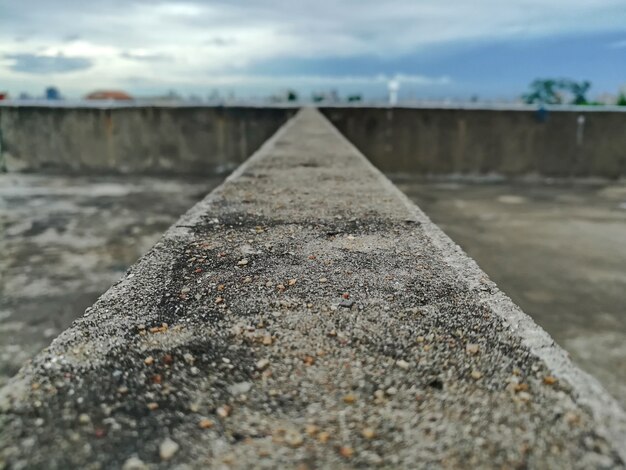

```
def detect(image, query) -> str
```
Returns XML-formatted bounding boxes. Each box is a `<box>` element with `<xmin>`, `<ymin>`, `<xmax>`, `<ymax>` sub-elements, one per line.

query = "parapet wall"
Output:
<box><xmin>0</xmin><ymin>105</ymin><xmax>295</xmax><ymax>175</ymax></box>
<box><xmin>2</xmin><ymin>104</ymin><xmax>626</xmax><ymax>178</ymax></box>
<box><xmin>321</xmin><ymin>106</ymin><xmax>626</xmax><ymax>178</ymax></box>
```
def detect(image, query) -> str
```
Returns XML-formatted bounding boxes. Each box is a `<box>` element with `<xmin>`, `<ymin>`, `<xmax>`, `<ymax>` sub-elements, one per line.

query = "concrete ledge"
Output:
<box><xmin>1</xmin><ymin>109</ymin><xmax>625</xmax><ymax>469</ymax></box>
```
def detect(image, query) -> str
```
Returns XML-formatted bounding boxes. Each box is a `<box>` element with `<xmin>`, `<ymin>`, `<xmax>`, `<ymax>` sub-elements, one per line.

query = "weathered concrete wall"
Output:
<box><xmin>4</xmin><ymin>104</ymin><xmax>625</xmax><ymax>178</ymax></box>
<box><xmin>320</xmin><ymin>106</ymin><xmax>626</xmax><ymax>178</ymax></box>
<box><xmin>1</xmin><ymin>109</ymin><xmax>625</xmax><ymax>468</ymax></box>
<box><xmin>0</xmin><ymin>105</ymin><xmax>295</xmax><ymax>175</ymax></box>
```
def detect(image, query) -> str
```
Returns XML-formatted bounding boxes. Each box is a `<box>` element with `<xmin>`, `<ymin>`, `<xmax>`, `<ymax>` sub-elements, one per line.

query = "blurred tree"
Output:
<box><xmin>523</xmin><ymin>79</ymin><xmax>562</xmax><ymax>105</ymax></box>
<box><xmin>523</xmin><ymin>79</ymin><xmax>591</xmax><ymax>105</ymax></box>
<box><xmin>286</xmin><ymin>90</ymin><xmax>298</xmax><ymax>102</ymax></box>
<box><xmin>617</xmin><ymin>94</ymin><xmax>626</xmax><ymax>106</ymax></box>
<box><xmin>347</xmin><ymin>94</ymin><xmax>362</xmax><ymax>102</ymax></box>
<box><xmin>565</xmin><ymin>80</ymin><xmax>591</xmax><ymax>105</ymax></box>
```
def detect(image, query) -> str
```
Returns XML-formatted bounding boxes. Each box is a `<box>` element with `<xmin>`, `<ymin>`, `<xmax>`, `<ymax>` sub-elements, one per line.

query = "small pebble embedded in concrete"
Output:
<box><xmin>122</xmin><ymin>456</ymin><xmax>148</xmax><ymax>470</ymax></box>
<box><xmin>256</xmin><ymin>359</ymin><xmax>270</xmax><ymax>371</ymax></box>
<box><xmin>198</xmin><ymin>418</ymin><xmax>214</xmax><ymax>429</ymax></box>
<box><xmin>544</xmin><ymin>376</ymin><xmax>558</xmax><ymax>385</ymax></box>
<box><xmin>396</xmin><ymin>359</ymin><xmax>410</xmax><ymax>369</ymax></box>
<box><xmin>159</xmin><ymin>438</ymin><xmax>179</xmax><ymax>460</ymax></box>
<box><xmin>362</xmin><ymin>427</ymin><xmax>376</xmax><ymax>439</ymax></box>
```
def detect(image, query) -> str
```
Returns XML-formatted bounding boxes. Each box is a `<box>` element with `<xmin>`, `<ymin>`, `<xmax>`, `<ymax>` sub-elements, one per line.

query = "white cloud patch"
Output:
<box><xmin>0</xmin><ymin>0</ymin><xmax>625</xmax><ymax>95</ymax></box>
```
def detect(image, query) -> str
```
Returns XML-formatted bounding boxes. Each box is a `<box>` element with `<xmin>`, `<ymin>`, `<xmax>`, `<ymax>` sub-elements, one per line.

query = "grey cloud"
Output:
<box><xmin>204</xmin><ymin>37</ymin><xmax>237</xmax><ymax>47</ymax></box>
<box><xmin>2</xmin><ymin>0</ymin><xmax>626</xmax><ymax>79</ymax></box>
<box><xmin>2</xmin><ymin>1</ymin><xmax>624</xmax><ymax>52</ymax></box>
<box><xmin>63</xmin><ymin>34</ymin><xmax>81</xmax><ymax>42</ymax></box>
<box><xmin>5</xmin><ymin>53</ymin><xmax>92</xmax><ymax>74</ymax></box>
<box><xmin>120</xmin><ymin>51</ymin><xmax>172</xmax><ymax>62</ymax></box>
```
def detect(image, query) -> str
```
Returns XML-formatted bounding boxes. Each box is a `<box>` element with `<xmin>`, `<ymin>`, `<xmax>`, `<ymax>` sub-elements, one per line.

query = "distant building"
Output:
<box><xmin>595</xmin><ymin>93</ymin><xmax>617</xmax><ymax>105</ymax></box>
<box><xmin>46</xmin><ymin>87</ymin><xmax>61</xmax><ymax>100</ymax></box>
<box><xmin>85</xmin><ymin>90</ymin><xmax>133</xmax><ymax>101</ymax></box>
<box><xmin>0</xmin><ymin>92</ymin><xmax>8</xmax><ymax>101</ymax></box>
<box><xmin>388</xmin><ymin>80</ymin><xmax>399</xmax><ymax>106</ymax></box>
<box><xmin>134</xmin><ymin>90</ymin><xmax>184</xmax><ymax>105</ymax></box>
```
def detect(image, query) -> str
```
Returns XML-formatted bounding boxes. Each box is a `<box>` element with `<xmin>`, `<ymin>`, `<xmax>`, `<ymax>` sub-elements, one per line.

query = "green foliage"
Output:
<box><xmin>568</xmin><ymin>80</ymin><xmax>591</xmax><ymax>105</ymax></box>
<box><xmin>286</xmin><ymin>90</ymin><xmax>298</xmax><ymax>102</ymax></box>
<box><xmin>523</xmin><ymin>79</ymin><xmax>562</xmax><ymax>105</ymax></box>
<box><xmin>347</xmin><ymin>94</ymin><xmax>362</xmax><ymax>102</ymax></box>
<box><xmin>617</xmin><ymin>94</ymin><xmax>626</xmax><ymax>106</ymax></box>
<box><xmin>523</xmin><ymin>78</ymin><xmax>591</xmax><ymax>105</ymax></box>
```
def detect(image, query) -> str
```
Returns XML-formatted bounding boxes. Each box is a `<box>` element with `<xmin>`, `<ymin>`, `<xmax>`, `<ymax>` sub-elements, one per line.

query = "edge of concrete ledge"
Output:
<box><xmin>316</xmin><ymin>107</ymin><xmax>626</xmax><ymax>459</ymax></box>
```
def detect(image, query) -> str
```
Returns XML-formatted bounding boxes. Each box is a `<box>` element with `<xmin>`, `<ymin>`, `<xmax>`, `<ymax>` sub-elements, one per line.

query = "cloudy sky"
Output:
<box><xmin>1</xmin><ymin>0</ymin><xmax>626</xmax><ymax>100</ymax></box>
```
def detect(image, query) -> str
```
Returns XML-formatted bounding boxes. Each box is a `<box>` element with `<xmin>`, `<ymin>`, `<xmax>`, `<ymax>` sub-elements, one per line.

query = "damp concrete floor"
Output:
<box><xmin>0</xmin><ymin>174</ymin><xmax>222</xmax><ymax>387</ymax></box>
<box><xmin>395</xmin><ymin>177</ymin><xmax>626</xmax><ymax>407</ymax></box>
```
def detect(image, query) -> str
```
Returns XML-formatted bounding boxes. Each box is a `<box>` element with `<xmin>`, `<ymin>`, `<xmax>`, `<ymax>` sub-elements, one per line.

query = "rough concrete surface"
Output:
<box><xmin>1</xmin><ymin>108</ymin><xmax>625</xmax><ymax>469</ymax></box>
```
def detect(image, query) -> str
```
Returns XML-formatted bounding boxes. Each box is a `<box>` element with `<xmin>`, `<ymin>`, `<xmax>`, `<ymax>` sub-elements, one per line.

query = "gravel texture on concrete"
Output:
<box><xmin>1</xmin><ymin>108</ymin><xmax>625</xmax><ymax>469</ymax></box>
